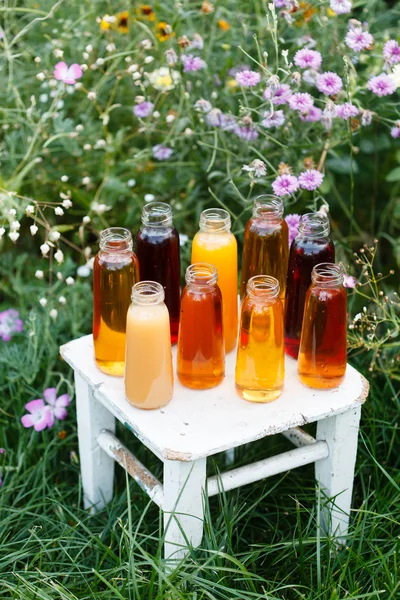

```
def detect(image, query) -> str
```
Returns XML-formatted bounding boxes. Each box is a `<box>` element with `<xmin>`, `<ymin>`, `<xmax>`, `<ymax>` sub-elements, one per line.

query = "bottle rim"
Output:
<box><xmin>311</xmin><ymin>263</ymin><xmax>344</xmax><ymax>286</ymax></box>
<box><xmin>247</xmin><ymin>275</ymin><xmax>280</xmax><ymax>300</ymax></box>
<box><xmin>131</xmin><ymin>281</ymin><xmax>165</xmax><ymax>304</ymax></box>
<box><xmin>99</xmin><ymin>227</ymin><xmax>132</xmax><ymax>251</ymax></box>
<box><xmin>199</xmin><ymin>208</ymin><xmax>231</xmax><ymax>232</ymax></box>
<box><xmin>299</xmin><ymin>212</ymin><xmax>330</xmax><ymax>238</ymax></box>
<box><xmin>141</xmin><ymin>202</ymin><xmax>173</xmax><ymax>227</ymax></box>
<box><xmin>253</xmin><ymin>195</ymin><xmax>284</xmax><ymax>219</ymax></box>
<box><xmin>185</xmin><ymin>262</ymin><xmax>218</xmax><ymax>286</ymax></box>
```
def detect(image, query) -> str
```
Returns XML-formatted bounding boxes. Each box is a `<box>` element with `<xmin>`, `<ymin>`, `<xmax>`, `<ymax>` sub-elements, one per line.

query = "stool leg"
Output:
<box><xmin>315</xmin><ymin>406</ymin><xmax>361</xmax><ymax>542</ymax></box>
<box><xmin>75</xmin><ymin>372</ymin><xmax>116</xmax><ymax>512</ymax></box>
<box><xmin>163</xmin><ymin>458</ymin><xmax>207</xmax><ymax>563</ymax></box>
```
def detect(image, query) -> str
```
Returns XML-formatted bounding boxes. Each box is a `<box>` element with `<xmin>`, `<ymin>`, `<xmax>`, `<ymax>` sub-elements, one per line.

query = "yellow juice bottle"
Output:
<box><xmin>235</xmin><ymin>275</ymin><xmax>284</xmax><ymax>402</ymax></box>
<box><xmin>125</xmin><ymin>281</ymin><xmax>173</xmax><ymax>409</ymax></box>
<box><xmin>191</xmin><ymin>209</ymin><xmax>238</xmax><ymax>353</ymax></box>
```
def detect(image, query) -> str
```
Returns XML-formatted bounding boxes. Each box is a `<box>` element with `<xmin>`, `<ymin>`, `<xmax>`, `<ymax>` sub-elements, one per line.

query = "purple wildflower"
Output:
<box><xmin>43</xmin><ymin>388</ymin><xmax>71</xmax><ymax>422</ymax></box>
<box><xmin>298</xmin><ymin>169</ymin><xmax>324</xmax><ymax>191</ymax></box>
<box><xmin>194</xmin><ymin>98</ymin><xmax>212</xmax><ymax>113</ymax></box>
<box><xmin>264</xmin><ymin>83</ymin><xmax>292</xmax><ymax>105</ymax></box>
<box><xmin>220</xmin><ymin>113</ymin><xmax>236</xmax><ymax>131</ymax></box>
<box><xmin>181</xmin><ymin>55</ymin><xmax>205</xmax><ymax>72</ymax></box>
<box><xmin>316</xmin><ymin>72</ymin><xmax>343</xmax><ymax>96</ymax></box>
<box><xmin>345</xmin><ymin>28</ymin><xmax>374</xmax><ymax>52</ymax></box>
<box><xmin>285</xmin><ymin>214</ymin><xmax>301</xmax><ymax>246</ymax></box>
<box><xmin>294</xmin><ymin>49</ymin><xmax>322</xmax><ymax>70</ymax></box>
<box><xmin>0</xmin><ymin>449</ymin><xmax>4</xmax><ymax>454</ymax></box>
<box><xmin>272</xmin><ymin>174</ymin><xmax>299</xmax><ymax>196</ymax></box>
<box><xmin>235</xmin><ymin>70</ymin><xmax>261</xmax><ymax>87</ymax></box>
<box><xmin>391</xmin><ymin>126</ymin><xmax>400</xmax><ymax>139</ymax></box>
<box><xmin>228</xmin><ymin>64</ymin><xmax>250</xmax><ymax>77</ymax></box>
<box><xmin>335</xmin><ymin>102</ymin><xmax>359</xmax><ymax>119</ymax></box>
<box><xmin>133</xmin><ymin>101</ymin><xmax>154</xmax><ymax>118</ymax></box>
<box><xmin>261</xmin><ymin>110</ymin><xmax>285</xmax><ymax>129</ymax></box>
<box><xmin>299</xmin><ymin>106</ymin><xmax>323</xmax><ymax>122</ymax></box>
<box><xmin>288</xmin><ymin>92</ymin><xmax>314</xmax><ymax>112</ymax></box>
<box><xmin>367</xmin><ymin>73</ymin><xmax>396</xmax><ymax>97</ymax></box>
<box><xmin>329</xmin><ymin>0</ymin><xmax>352</xmax><ymax>14</ymax></box>
<box><xmin>274</xmin><ymin>0</ymin><xmax>292</xmax><ymax>7</ymax></box>
<box><xmin>0</xmin><ymin>309</ymin><xmax>23</xmax><ymax>342</ymax></box>
<box><xmin>234</xmin><ymin>124</ymin><xmax>259</xmax><ymax>141</ymax></box>
<box><xmin>383</xmin><ymin>40</ymin><xmax>400</xmax><ymax>65</ymax></box>
<box><xmin>302</xmin><ymin>69</ymin><xmax>318</xmax><ymax>85</ymax></box>
<box><xmin>21</xmin><ymin>399</ymin><xmax>53</xmax><ymax>432</ymax></box>
<box><xmin>343</xmin><ymin>274</ymin><xmax>356</xmax><ymax>288</ymax></box>
<box><xmin>152</xmin><ymin>144</ymin><xmax>173</xmax><ymax>160</ymax></box>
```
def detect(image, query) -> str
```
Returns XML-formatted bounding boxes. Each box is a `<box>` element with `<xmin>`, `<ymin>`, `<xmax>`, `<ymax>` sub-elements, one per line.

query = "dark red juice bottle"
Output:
<box><xmin>135</xmin><ymin>202</ymin><xmax>181</xmax><ymax>344</ymax></box>
<box><xmin>284</xmin><ymin>213</ymin><xmax>335</xmax><ymax>359</ymax></box>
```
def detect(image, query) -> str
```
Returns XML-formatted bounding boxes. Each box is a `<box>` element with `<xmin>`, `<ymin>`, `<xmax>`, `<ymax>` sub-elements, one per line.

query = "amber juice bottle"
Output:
<box><xmin>298</xmin><ymin>263</ymin><xmax>347</xmax><ymax>389</ymax></box>
<box><xmin>284</xmin><ymin>213</ymin><xmax>335</xmax><ymax>359</ymax></box>
<box><xmin>135</xmin><ymin>202</ymin><xmax>181</xmax><ymax>344</ymax></box>
<box><xmin>93</xmin><ymin>228</ymin><xmax>140</xmax><ymax>376</ymax></box>
<box><xmin>177</xmin><ymin>263</ymin><xmax>225</xmax><ymax>390</ymax></box>
<box><xmin>235</xmin><ymin>276</ymin><xmax>284</xmax><ymax>402</ymax></box>
<box><xmin>240</xmin><ymin>196</ymin><xmax>289</xmax><ymax>303</ymax></box>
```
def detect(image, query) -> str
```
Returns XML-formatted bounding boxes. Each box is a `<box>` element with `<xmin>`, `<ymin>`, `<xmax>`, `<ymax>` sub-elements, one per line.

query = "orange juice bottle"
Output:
<box><xmin>240</xmin><ymin>195</ymin><xmax>289</xmax><ymax>304</ymax></box>
<box><xmin>93</xmin><ymin>228</ymin><xmax>140</xmax><ymax>376</ymax></box>
<box><xmin>125</xmin><ymin>281</ymin><xmax>173</xmax><ymax>409</ymax></box>
<box><xmin>191</xmin><ymin>209</ymin><xmax>238</xmax><ymax>352</ymax></box>
<box><xmin>177</xmin><ymin>263</ymin><xmax>225</xmax><ymax>389</ymax></box>
<box><xmin>235</xmin><ymin>276</ymin><xmax>284</xmax><ymax>402</ymax></box>
<box><xmin>298</xmin><ymin>263</ymin><xmax>347</xmax><ymax>389</ymax></box>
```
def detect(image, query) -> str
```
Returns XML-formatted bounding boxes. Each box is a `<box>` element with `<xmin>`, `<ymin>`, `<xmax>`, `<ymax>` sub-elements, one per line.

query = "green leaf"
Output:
<box><xmin>386</xmin><ymin>167</ymin><xmax>400</xmax><ymax>182</ymax></box>
<box><xmin>326</xmin><ymin>156</ymin><xmax>359</xmax><ymax>175</ymax></box>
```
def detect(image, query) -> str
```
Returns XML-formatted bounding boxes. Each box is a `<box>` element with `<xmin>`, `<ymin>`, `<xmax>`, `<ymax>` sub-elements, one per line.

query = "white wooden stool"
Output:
<box><xmin>61</xmin><ymin>335</ymin><xmax>369</xmax><ymax>562</ymax></box>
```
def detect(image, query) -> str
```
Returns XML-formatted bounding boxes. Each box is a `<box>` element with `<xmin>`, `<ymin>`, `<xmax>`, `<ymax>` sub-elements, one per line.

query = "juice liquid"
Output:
<box><xmin>192</xmin><ymin>223</ymin><xmax>238</xmax><ymax>353</ymax></box>
<box><xmin>235</xmin><ymin>277</ymin><xmax>284</xmax><ymax>402</ymax></box>
<box><xmin>177</xmin><ymin>264</ymin><xmax>225</xmax><ymax>389</ymax></box>
<box><xmin>93</xmin><ymin>235</ymin><xmax>139</xmax><ymax>376</ymax></box>
<box><xmin>285</xmin><ymin>237</ymin><xmax>335</xmax><ymax>359</ymax></box>
<box><xmin>298</xmin><ymin>276</ymin><xmax>347</xmax><ymax>389</ymax></box>
<box><xmin>136</xmin><ymin>226</ymin><xmax>181</xmax><ymax>344</ymax></box>
<box><xmin>240</xmin><ymin>199</ymin><xmax>288</xmax><ymax>304</ymax></box>
<box><xmin>125</xmin><ymin>286</ymin><xmax>173</xmax><ymax>409</ymax></box>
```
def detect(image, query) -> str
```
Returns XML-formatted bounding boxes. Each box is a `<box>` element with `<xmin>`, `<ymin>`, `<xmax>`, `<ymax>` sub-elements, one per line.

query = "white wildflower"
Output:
<box><xmin>49</xmin><ymin>231</ymin><xmax>61</xmax><ymax>242</ymax></box>
<box><xmin>144</xmin><ymin>194</ymin><xmax>155</xmax><ymax>202</ymax></box>
<box><xmin>8</xmin><ymin>209</ymin><xmax>16</xmax><ymax>217</ymax></box>
<box><xmin>77</xmin><ymin>264</ymin><xmax>91</xmax><ymax>277</ymax></box>
<box><xmin>54</xmin><ymin>48</ymin><xmax>64</xmax><ymax>58</ymax></box>
<box><xmin>75</xmin><ymin>124</ymin><xmax>84</xmax><ymax>132</ymax></box>
<box><xmin>66</xmin><ymin>276</ymin><xmax>75</xmax><ymax>285</ymax></box>
<box><xmin>87</xmin><ymin>91</ymin><xmax>97</xmax><ymax>100</ymax></box>
<box><xmin>54</xmin><ymin>207</ymin><xmax>64</xmax><ymax>216</ymax></box>
<box><xmin>94</xmin><ymin>139</ymin><xmax>107</xmax><ymax>149</ymax></box>
<box><xmin>35</xmin><ymin>270</ymin><xmax>44</xmax><ymax>279</ymax></box>
<box><xmin>242</xmin><ymin>159</ymin><xmax>267</xmax><ymax>178</ymax></box>
<box><xmin>179</xmin><ymin>234</ymin><xmax>189</xmax><ymax>247</ymax></box>
<box><xmin>40</xmin><ymin>243</ymin><xmax>50</xmax><ymax>256</ymax></box>
<box><xmin>54</xmin><ymin>250</ymin><xmax>64</xmax><ymax>264</ymax></box>
<box><xmin>106</xmin><ymin>43</ymin><xmax>116</xmax><ymax>52</ymax></box>
<box><xmin>30</xmin><ymin>224</ymin><xmax>39</xmax><ymax>236</ymax></box>
<box><xmin>62</xmin><ymin>199</ymin><xmax>73</xmax><ymax>209</ymax></box>
<box><xmin>0</xmin><ymin>227</ymin><xmax>5</xmax><ymax>237</ymax></box>
<box><xmin>127</xmin><ymin>179</ymin><xmax>136</xmax><ymax>188</ymax></box>
<box><xmin>144</xmin><ymin>56</ymin><xmax>155</xmax><ymax>64</ymax></box>
<box><xmin>141</xmin><ymin>39</ymin><xmax>152</xmax><ymax>50</ymax></box>
<box><xmin>82</xmin><ymin>215</ymin><xmax>91</xmax><ymax>224</ymax></box>
<box><xmin>36</xmin><ymin>72</ymin><xmax>46</xmax><ymax>81</ymax></box>
<box><xmin>128</xmin><ymin>64</ymin><xmax>139</xmax><ymax>73</ymax></box>
<box><xmin>39</xmin><ymin>298</ymin><xmax>47</xmax><ymax>307</ymax></box>
<box><xmin>59</xmin><ymin>296</ymin><xmax>67</xmax><ymax>305</ymax></box>
<box><xmin>26</xmin><ymin>204</ymin><xmax>35</xmax><ymax>215</ymax></box>
<box><xmin>61</xmin><ymin>175</ymin><xmax>68</xmax><ymax>182</ymax></box>
<box><xmin>10</xmin><ymin>221</ymin><xmax>21</xmax><ymax>231</ymax></box>
<box><xmin>49</xmin><ymin>309</ymin><xmax>58</xmax><ymax>321</ymax></box>
<box><xmin>166</xmin><ymin>114</ymin><xmax>175</xmax><ymax>123</ymax></box>
<box><xmin>8</xmin><ymin>231</ymin><xmax>20</xmax><ymax>242</ymax></box>
<box><xmin>57</xmin><ymin>272</ymin><xmax>63</xmax><ymax>281</ymax></box>
<box><xmin>96</xmin><ymin>57</ymin><xmax>105</xmax><ymax>66</ymax></box>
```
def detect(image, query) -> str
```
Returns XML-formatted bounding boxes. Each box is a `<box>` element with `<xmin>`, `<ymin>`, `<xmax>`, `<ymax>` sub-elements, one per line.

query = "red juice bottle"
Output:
<box><xmin>135</xmin><ymin>202</ymin><xmax>181</xmax><ymax>344</ymax></box>
<box><xmin>284</xmin><ymin>213</ymin><xmax>335</xmax><ymax>359</ymax></box>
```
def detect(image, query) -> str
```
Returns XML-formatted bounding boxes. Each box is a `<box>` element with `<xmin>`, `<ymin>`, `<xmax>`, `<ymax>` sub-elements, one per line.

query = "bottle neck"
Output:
<box><xmin>185</xmin><ymin>263</ymin><xmax>218</xmax><ymax>289</ymax></box>
<box><xmin>311</xmin><ymin>263</ymin><xmax>343</xmax><ymax>287</ymax></box>
<box><xmin>247</xmin><ymin>275</ymin><xmax>280</xmax><ymax>301</ymax></box>
<box><xmin>131</xmin><ymin>281</ymin><xmax>165</xmax><ymax>305</ymax></box>
<box><xmin>252</xmin><ymin>195</ymin><xmax>284</xmax><ymax>222</ymax></box>
<box><xmin>141</xmin><ymin>202</ymin><xmax>173</xmax><ymax>227</ymax></box>
<box><xmin>199</xmin><ymin>208</ymin><xmax>231</xmax><ymax>233</ymax></box>
<box><xmin>298</xmin><ymin>213</ymin><xmax>330</xmax><ymax>238</ymax></box>
<box><xmin>99</xmin><ymin>227</ymin><xmax>133</xmax><ymax>252</ymax></box>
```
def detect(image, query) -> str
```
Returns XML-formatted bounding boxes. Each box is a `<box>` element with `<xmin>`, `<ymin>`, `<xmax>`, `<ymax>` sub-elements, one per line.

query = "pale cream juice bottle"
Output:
<box><xmin>125</xmin><ymin>281</ymin><xmax>174</xmax><ymax>409</ymax></box>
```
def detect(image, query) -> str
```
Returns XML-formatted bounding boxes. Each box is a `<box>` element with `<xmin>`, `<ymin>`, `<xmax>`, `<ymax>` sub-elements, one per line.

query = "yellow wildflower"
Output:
<box><xmin>100</xmin><ymin>14</ymin><xmax>115</xmax><ymax>31</ymax></box>
<box><xmin>155</xmin><ymin>22</ymin><xmax>175</xmax><ymax>42</ymax></box>
<box><xmin>226</xmin><ymin>78</ymin><xmax>238</xmax><ymax>89</ymax></box>
<box><xmin>136</xmin><ymin>4</ymin><xmax>156</xmax><ymax>21</ymax></box>
<box><xmin>278</xmin><ymin>162</ymin><xmax>293</xmax><ymax>175</ymax></box>
<box><xmin>218</xmin><ymin>19</ymin><xmax>230</xmax><ymax>31</ymax></box>
<box><xmin>117</xmin><ymin>11</ymin><xmax>129</xmax><ymax>34</ymax></box>
<box><xmin>201</xmin><ymin>1</ymin><xmax>215</xmax><ymax>14</ymax></box>
<box><xmin>327</xmin><ymin>7</ymin><xmax>337</xmax><ymax>17</ymax></box>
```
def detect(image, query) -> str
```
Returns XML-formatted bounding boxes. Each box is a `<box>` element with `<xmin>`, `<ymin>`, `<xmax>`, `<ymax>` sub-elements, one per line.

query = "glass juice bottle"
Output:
<box><xmin>240</xmin><ymin>195</ymin><xmax>289</xmax><ymax>304</ymax></box>
<box><xmin>125</xmin><ymin>281</ymin><xmax>173</xmax><ymax>409</ymax></box>
<box><xmin>135</xmin><ymin>202</ymin><xmax>181</xmax><ymax>344</ymax></box>
<box><xmin>284</xmin><ymin>213</ymin><xmax>335</xmax><ymax>359</ymax></box>
<box><xmin>191</xmin><ymin>209</ymin><xmax>238</xmax><ymax>353</ymax></box>
<box><xmin>235</xmin><ymin>276</ymin><xmax>284</xmax><ymax>402</ymax></box>
<box><xmin>93</xmin><ymin>228</ymin><xmax>140</xmax><ymax>376</ymax></box>
<box><xmin>177</xmin><ymin>263</ymin><xmax>225</xmax><ymax>389</ymax></box>
<box><xmin>298</xmin><ymin>263</ymin><xmax>347</xmax><ymax>389</ymax></box>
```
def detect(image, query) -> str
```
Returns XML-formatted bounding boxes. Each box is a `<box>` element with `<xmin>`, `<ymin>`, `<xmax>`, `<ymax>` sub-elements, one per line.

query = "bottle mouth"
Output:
<box><xmin>185</xmin><ymin>263</ymin><xmax>218</xmax><ymax>286</ymax></box>
<box><xmin>252</xmin><ymin>195</ymin><xmax>284</xmax><ymax>220</ymax></box>
<box><xmin>299</xmin><ymin>213</ymin><xmax>330</xmax><ymax>238</ymax></box>
<box><xmin>199</xmin><ymin>208</ymin><xmax>231</xmax><ymax>232</ymax></box>
<box><xmin>311</xmin><ymin>263</ymin><xmax>344</xmax><ymax>286</ymax></box>
<box><xmin>141</xmin><ymin>202</ymin><xmax>173</xmax><ymax>227</ymax></box>
<box><xmin>247</xmin><ymin>275</ymin><xmax>280</xmax><ymax>300</ymax></box>
<box><xmin>131</xmin><ymin>281</ymin><xmax>165</xmax><ymax>304</ymax></box>
<box><xmin>99</xmin><ymin>227</ymin><xmax>133</xmax><ymax>251</ymax></box>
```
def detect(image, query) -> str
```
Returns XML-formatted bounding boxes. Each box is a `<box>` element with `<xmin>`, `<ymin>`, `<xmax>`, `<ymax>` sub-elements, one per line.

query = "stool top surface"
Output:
<box><xmin>61</xmin><ymin>335</ymin><xmax>369</xmax><ymax>462</ymax></box>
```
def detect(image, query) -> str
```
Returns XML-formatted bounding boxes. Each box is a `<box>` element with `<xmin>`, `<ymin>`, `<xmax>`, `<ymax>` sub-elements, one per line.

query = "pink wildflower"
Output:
<box><xmin>272</xmin><ymin>174</ymin><xmax>299</xmax><ymax>196</ymax></box>
<box><xmin>261</xmin><ymin>110</ymin><xmax>286</xmax><ymax>129</ymax></box>
<box><xmin>21</xmin><ymin>399</ymin><xmax>53</xmax><ymax>432</ymax></box>
<box><xmin>361</xmin><ymin>109</ymin><xmax>373</xmax><ymax>126</ymax></box>
<box><xmin>299</xmin><ymin>106</ymin><xmax>323</xmax><ymax>122</ymax></box>
<box><xmin>235</xmin><ymin>70</ymin><xmax>261</xmax><ymax>87</ymax></box>
<box><xmin>383</xmin><ymin>40</ymin><xmax>400</xmax><ymax>65</ymax></box>
<box><xmin>298</xmin><ymin>170</ymin><xmax>324</xmax><ymax>191</ymax></box>
<box><xmin>294</xmin><ymin>49</ymin><xmax>322</xmax><ymax>70</ymax></box>
<box><xmin>133</xmin><ymin>101</ymin><xmax>154</xmax><ymax>118</ymax></box>
<box><xmin>285</xmin><ymin>214</ymin><xmax>301</xmax><ymax>245</ymax></box>
<box><xmin>153</xmin><ymin>145</ymin><xmax>173</xmax><ymax>160</ymax></box>
<box><xmin>343</xmin><ymin>274</ymin><xmax>356</xmax><ymax>288</ymax></box>
<box><xmin>43</xmin><ymin>388</ymin><xmax>71</xmax><ymax>422</ymax></box>
<box><xmin>329</xmin><ymin>0</ymin><xmax>352</xmax><ymax>14</ymax></box>
<box><xmin>54</xmin><ymin>62</ymin><xmax>83</xmax><ymax>85</ymax></box>
<box><xmin>0</xmin><ymin>309</ymin><xmax>23</xmax><ymax>342</ymax></box>
<box><xmin>367</xmin><ymin>73</ymin><xmax>396</xmax><ymax>97</ymax></box>
<box><xmin>264</xmin><ymin>83</ymin><xmax>292</xmax><ymax>105</ymax></box>
<box><xmin>316</xmin><ymin>72</ymin><xmax>343</xmax><ymax>96</ymax></box>
<box><xmin>345</xmin><ymin>28</ymin><xmax>374</xmax><ymax>52</ymax></box>
<box><xmin>335</xmin><ymin>102</ymin><xmax>359</xmax><ymax>119</ymax></box>
<box><xmin>181</xmin><ymin>55</ymin><xmax>206</xmax><ymax>72</ymax></box>
<box><xmin>288</xmin><ymin>92</ymin><xmax>314</xmax><ymax>112</ymax></box>
<box><xmin>391</xmin><ymin>126</ymin><xmax>400</xmax><ymax>139</ymax></box>
<box><xmin>234</xmin><ymin>124</ymin><xmax>259</xmax><ymax>140</ymax></box>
